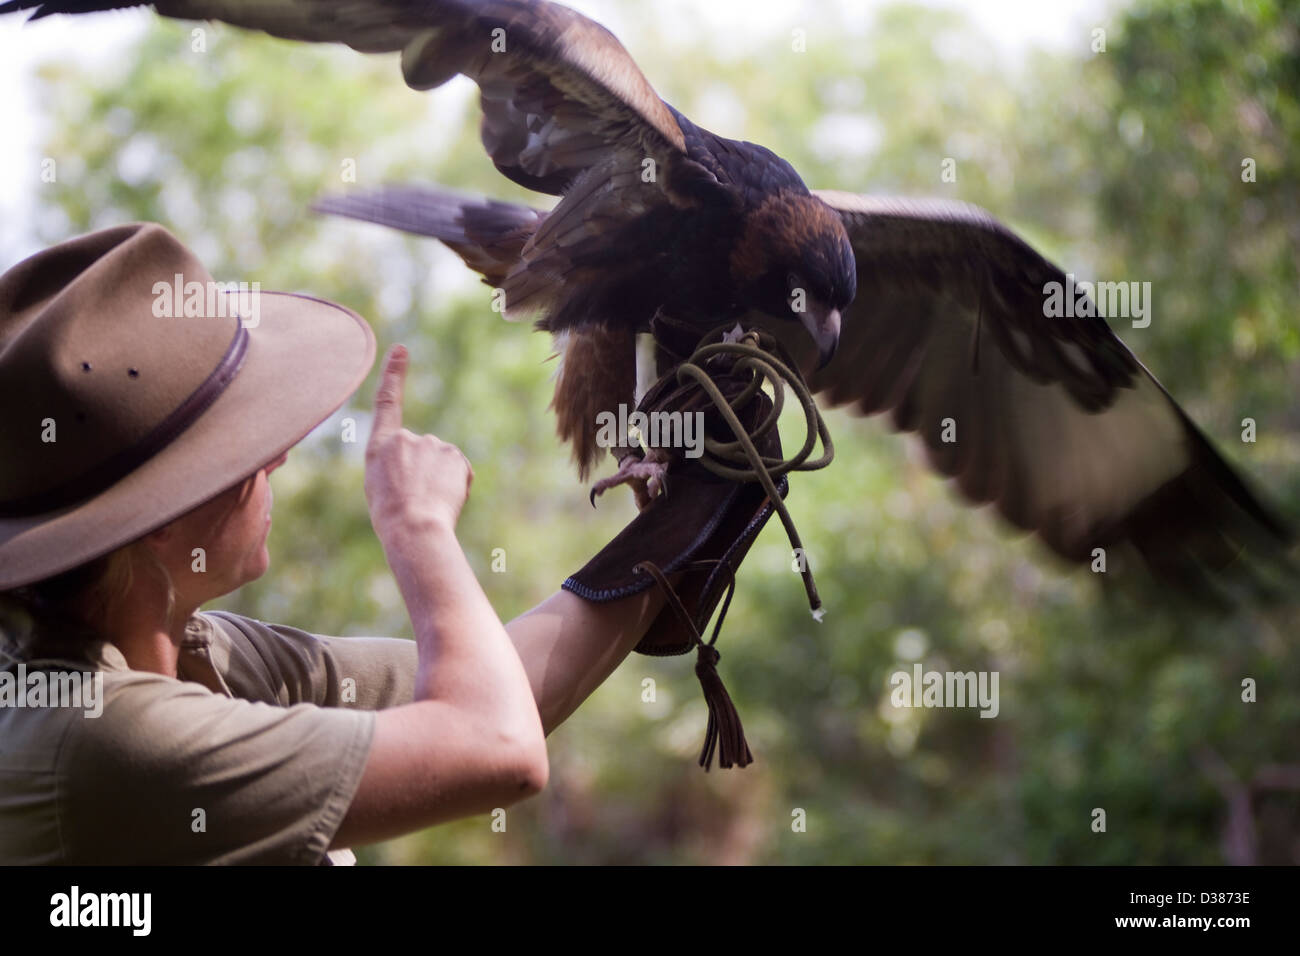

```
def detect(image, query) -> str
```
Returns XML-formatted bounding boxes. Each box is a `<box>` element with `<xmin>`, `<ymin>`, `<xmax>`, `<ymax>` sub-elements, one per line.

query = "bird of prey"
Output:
<box><xmin>2</xmin><ymin>0</ymin><xmax>1293</xmax><ymax>596</ymax></box>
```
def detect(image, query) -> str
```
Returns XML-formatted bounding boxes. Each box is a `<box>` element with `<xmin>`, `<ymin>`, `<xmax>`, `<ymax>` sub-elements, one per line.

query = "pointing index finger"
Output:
<box><xmin>370</xmin><ymin>344</ymin><xmax>408</xmax><ymax>442</ymax></box>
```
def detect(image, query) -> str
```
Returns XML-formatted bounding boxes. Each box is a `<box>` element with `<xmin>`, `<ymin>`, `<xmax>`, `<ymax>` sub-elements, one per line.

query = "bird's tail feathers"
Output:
<box><xmin>313</xmin><ymin>185</ymin><xmax>545</xmax><ymax>291</ymax></box>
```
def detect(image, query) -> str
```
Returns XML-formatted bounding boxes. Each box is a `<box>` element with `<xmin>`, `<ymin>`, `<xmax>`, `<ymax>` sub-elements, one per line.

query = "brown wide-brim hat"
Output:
<box><xmin>0</xmin><ymin>223</ymin><xmax>376</xmax><ymax>590</ymax></box>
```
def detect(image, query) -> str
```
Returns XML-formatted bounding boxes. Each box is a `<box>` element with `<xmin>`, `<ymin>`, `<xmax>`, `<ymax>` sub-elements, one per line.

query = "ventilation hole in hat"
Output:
<box><xmin>81</xmin><ymin>362</ymin><xmax>92</xmax><ymax>372</ymax></box>
<box><xmin>128</xmin><ymin>368</ymin><xmax>140</xmax><ymax>378</ymax></box>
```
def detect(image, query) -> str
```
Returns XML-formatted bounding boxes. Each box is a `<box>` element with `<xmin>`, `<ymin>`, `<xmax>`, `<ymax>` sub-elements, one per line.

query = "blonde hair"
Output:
<box><xmin>0</xmin><ymin>535</ymin><xmax>188</xmax><ymax>660</ymax></box>
<box><xmin>0</xmin><ymin>538</ymin><xmax>178</xmax><ymax>661</ymax></box>
<box><xmin>0</xmin><ymin>470</ymin><xmax>259</xmax><ymax>659</ymax></box>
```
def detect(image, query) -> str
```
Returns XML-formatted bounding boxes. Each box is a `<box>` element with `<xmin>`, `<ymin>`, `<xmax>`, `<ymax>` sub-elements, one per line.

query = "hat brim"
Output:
<box><xmin>0</xmin><ymin>291</ymin><xmax>376</xmax><ymax>590</ymax></box>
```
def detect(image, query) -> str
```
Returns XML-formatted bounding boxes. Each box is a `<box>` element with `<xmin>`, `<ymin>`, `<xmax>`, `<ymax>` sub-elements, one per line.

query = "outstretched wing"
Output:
<box><xmin>0</xmin><ymin>0</ymin><xmax>690</xmax><ymax>194</ymax></box>
<box><xmin>773</xmin><ymin>191</ymin><xmax>1294</xmax><ymax>594</ymax></box>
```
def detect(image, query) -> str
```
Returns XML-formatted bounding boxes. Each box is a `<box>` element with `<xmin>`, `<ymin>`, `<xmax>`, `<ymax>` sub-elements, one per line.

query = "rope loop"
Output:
<box><xmin>666</xmin><ymin>324</ymin><xmax>834</xmax><ymax>617</ymax></box>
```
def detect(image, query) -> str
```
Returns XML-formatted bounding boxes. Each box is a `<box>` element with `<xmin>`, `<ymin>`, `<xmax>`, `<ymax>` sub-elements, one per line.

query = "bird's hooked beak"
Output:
<box><xmin>800</xmin><ymin>304</ymin><xmax>841</xmax><ymax>369</ymax></box>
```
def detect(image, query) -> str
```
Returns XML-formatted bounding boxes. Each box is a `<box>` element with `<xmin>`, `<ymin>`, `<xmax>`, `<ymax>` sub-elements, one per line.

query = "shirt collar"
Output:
<box><xmin>1</xmin><ymin>613</ymin><xmax>215</xmax><ymax>675</ymax></box>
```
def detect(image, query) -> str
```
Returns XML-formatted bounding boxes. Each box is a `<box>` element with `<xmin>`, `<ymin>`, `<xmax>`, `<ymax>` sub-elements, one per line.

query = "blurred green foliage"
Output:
<box><xmin>12</xmin><ymin>0</ymin><xmax>1299</xmax><ymax>863</ymax></box>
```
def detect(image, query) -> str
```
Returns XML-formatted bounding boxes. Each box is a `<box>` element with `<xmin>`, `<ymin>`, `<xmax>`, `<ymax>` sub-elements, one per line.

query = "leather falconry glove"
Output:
<box><xmin>563</xmin><ymin>316</ymin><xmax>833</xmax><ymax>771</ymax></box>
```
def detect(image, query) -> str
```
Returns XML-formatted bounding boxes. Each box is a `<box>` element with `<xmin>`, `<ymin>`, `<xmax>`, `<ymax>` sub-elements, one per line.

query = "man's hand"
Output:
<box><xmin>364</xmin><ymin>344</ymin><xmax>473</xmax><ymax>535</ymax></box>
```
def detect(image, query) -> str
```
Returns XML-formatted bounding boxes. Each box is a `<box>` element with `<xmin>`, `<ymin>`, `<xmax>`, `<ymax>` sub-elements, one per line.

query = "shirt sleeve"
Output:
<box><xmin>57</xmin><ymin>672</ymin><xmax>375</xmax><ymax>865</ymax></box>
<box><xmin>200</xmin><ymin>611</ymin><xmax>418</xmax><ymax>711</ymax></box>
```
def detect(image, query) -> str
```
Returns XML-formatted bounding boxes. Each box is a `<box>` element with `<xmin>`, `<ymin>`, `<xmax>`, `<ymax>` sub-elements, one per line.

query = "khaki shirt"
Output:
<box><xmin>0</xmin><ymin>610</ymin><xmax>417</xmax><ymax>865</ymax></box>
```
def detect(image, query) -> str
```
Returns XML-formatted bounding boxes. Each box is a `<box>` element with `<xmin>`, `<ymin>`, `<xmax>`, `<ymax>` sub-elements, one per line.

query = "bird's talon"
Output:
<box><xmin>589</xmin><ymin>453</ymin><xmax>671</xmax><ymax>511</ymax></box>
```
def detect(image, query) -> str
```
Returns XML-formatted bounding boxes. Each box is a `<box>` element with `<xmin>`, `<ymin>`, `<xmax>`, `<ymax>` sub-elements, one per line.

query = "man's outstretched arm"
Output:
<box><xmin>505</xmin><ymin>586</ymin><xmax>666</xmax><ymax>737</ymax></box>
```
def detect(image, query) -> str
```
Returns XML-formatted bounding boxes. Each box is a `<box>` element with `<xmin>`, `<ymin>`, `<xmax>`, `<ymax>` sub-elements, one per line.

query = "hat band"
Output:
<box><xmin>0</xmin><ymin>321</ymin><xmax>250</xmax><ymax>519</ymax></box>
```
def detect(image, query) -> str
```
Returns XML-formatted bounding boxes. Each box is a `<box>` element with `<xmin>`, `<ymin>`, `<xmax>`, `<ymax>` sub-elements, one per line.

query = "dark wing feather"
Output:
<box><xmin>398</xmin><ymin>0</ymin><xmax>689</xmax><ymax>195</ymax></box>
<box><xmin>0</xmin><ymin>0</ymin><xmax>691</xmax><ymax>194</ymax></box>
<box><xmin>775</xmin><ymin>191</ymin><xmax>1294</xmax><ymax>594</ymax></box>
<box><xmin>0</xmin><ymin>0</ymin><xmax>425</xmax><ymax>49</ymax></box>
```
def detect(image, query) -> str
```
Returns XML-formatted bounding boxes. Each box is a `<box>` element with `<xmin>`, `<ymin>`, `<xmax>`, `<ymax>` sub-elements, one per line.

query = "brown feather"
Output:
<box><xmin>730</xmin><ymin>191</ymin><xmax>848</xmax><ymax>284</ymax></box>
<box><xmin>549</xmin><ymin>325</ymin><xmax>636</xmax><ymax>479</ymax></box>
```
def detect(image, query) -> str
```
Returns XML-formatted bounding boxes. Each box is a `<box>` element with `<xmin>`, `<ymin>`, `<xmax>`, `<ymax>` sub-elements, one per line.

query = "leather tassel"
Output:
<box><xmin>694</xmin><ymin>643</ymin><xmax>753</xmax><ymax>770</ymax></box>
<box><xmin>634</xmin><ymin>559</ymin><xmax>754</xmax><ymax>770</ymax></box>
